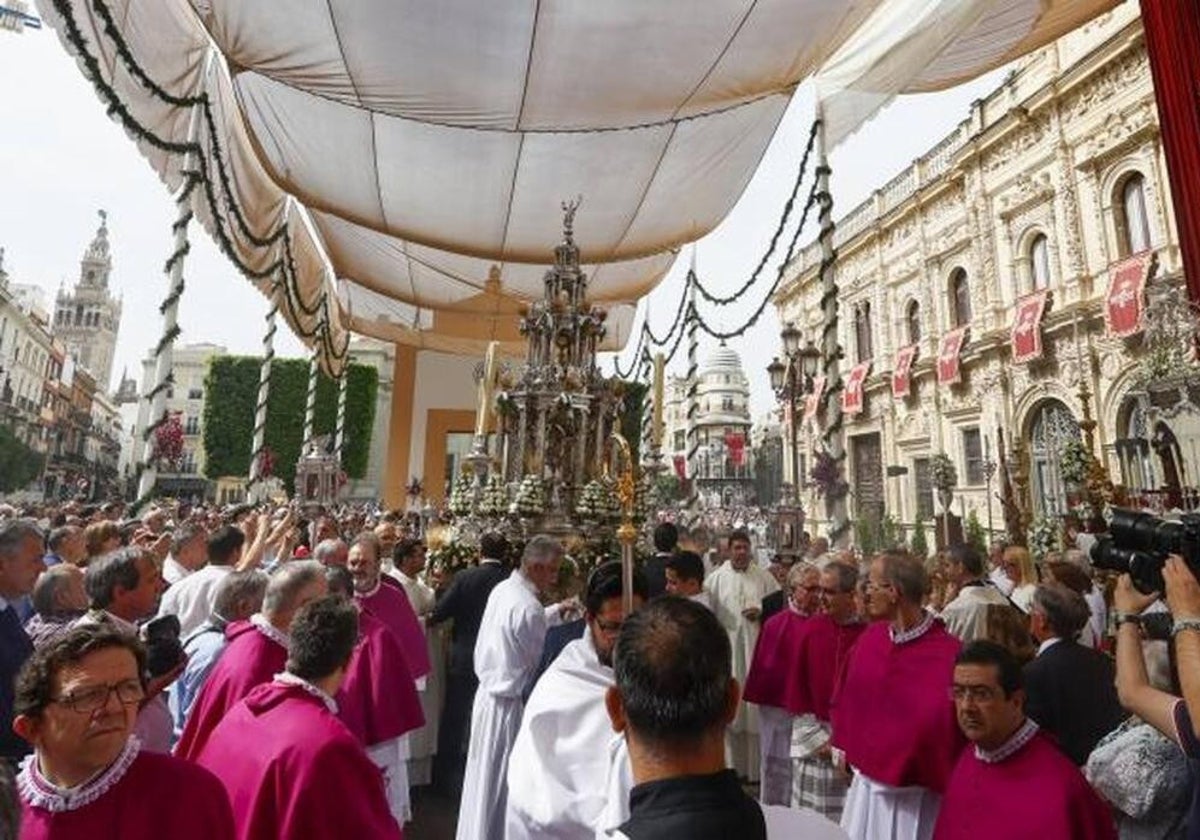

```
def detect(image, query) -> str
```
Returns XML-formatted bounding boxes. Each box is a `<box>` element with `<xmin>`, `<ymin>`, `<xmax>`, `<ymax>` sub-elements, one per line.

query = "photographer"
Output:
<box><xmin>1107</xmin><ymin>557</ymin><xmax>1200</xmax><ymax>839</ymax></box>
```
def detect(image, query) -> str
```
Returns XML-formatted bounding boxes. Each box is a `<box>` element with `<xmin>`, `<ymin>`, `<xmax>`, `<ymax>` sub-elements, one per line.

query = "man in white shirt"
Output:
<box><xmin>158</xmin><ymin>526</ymin><xmax>243</xmax><ymax>636</ymax></box>
<box><xmin>456</xmin><ymin>535</ymin><xmax>573</xmax><ymax>840</ymax></box>
<box><xmin>939</xmin><ymin>545</ymin><xmax>1013</xmax><ymax>643</ymax></box>
<box><xmin>705</xmin><ymin>528</ymin><xmax>779</xmax><ymax>781</ymax></box>
<box><xmin>664</xmin><ymin>551</ymin><xmax>714</xmax><ymax>611</ymax></box>
<box><xmin>162</xmin><ymin>524</ymin><xmax>208</xmax><ymax>586</ymax></box>
<box><xmin>507</xmin><ymin>561</ymin><xmax>647</xmax><ymax>839</ymax></box>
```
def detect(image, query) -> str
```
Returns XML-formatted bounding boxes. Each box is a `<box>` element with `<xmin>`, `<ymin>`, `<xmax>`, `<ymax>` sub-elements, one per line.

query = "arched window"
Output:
<box><xmin>950</xmin><ymin>269</ymin><xmax>971</xmax><ymax>327</ymax></box>
<box><xmin>906</xmin><ymin>300</ymin><xmax>921</xmax><ymax>345</ymax></box>
<box><xmin>854</xmin><ymin>302</ymin><xmax>874</xmax><ymax>363</ymax></box>
<box><xmin>1030</xmin><ymin>234</ymin><xmax>1051</xmax><ymax>290</ymax></box>
<box><xmin>1029</xmin><ymin>399</ymin><xmax>1080</xmax><ymax>516</ymax></box>
<box><xmin>1120</xmin><ymin>173</ymin><xmax>1151</xmax><ymax>255</ymax></box>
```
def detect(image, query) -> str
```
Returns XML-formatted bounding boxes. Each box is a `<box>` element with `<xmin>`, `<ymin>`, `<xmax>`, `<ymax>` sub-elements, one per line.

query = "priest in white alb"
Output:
<box><xmin>505</xmin><ymin>561</ymin><xmax>647</xmax><ymax>839</ymax></box>
<box><xmin>456</xmin><ymin>535</ymin><xmax>574</xmax><ymax>840</ymax></box>
<box><xmin>389</xmin><ymin>536</ymin><xmax>441</xmax><ymax>787</ymax></box>
<box><xmin>705</xmin><ymin>528</ymin><xmax>780</xmax><ymax>781</ymax></box>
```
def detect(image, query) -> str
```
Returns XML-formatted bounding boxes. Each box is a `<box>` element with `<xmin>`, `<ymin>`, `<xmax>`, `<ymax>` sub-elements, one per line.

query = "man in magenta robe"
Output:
<box><xmin>935</xmin><ymin>640</ymin><xmax>1116</xmax><ymax>839</ymax></box>
<box><xmin>784</xmin><ymin>561</ymin><xmax>866</xmax><ymax>820</ymax></box>
<box><xmin>326</xmin><ymin>565</ymin><xmax>424</xmax><ymax>823</ymax></box>
<box><xmin>174</xmin><ymin>560</ymin><xmax>327</xmax><ymax>760</ymax></box>
<box><xmin>14</xmin><ymin>626</ymin><xmax>235</xmax><ymax>840</ymax></box>
<box><xmin>743</xmin><ymin>561</ymin><xmax>820</xmax><ymax>804</ymax></box>
<box><xmin>348</xmin><ymin>532</ymin><xmax>432</xmax><ymax>679</ymax></box>
<box><xmin>196</xmin><ymin>596</ymin><xmax>402</xmax><ymax>840</ymax></box>
<box><xmin>831</xmin><ymin>551</ymin><xmax>965</xmax><ymax>840</ymax></box>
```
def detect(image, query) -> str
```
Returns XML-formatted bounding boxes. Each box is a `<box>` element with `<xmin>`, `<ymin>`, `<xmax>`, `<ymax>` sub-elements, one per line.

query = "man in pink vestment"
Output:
<box><xmin>831</xmin><ymin>551</ymin><xmax>965</xmax><ymax>840</ymax></box>
<box><xmin>174</xmin><ymin>560</ymin><xmax>327</xmax><ymax>760</ymax></box>
<box><xmin>196</xmin><ymin>596</ymin><xmax>402</xmax><ymax>840</ymax></box>
<box><xmin>348</xmin><ymin>532</ymin><xmax>432</xmax><ymax>679</ymax></box>
<box><xmin>743</xmin><ymin>562</ymin><xmax>820</xmax><ymax>804</ymax></box>
<box><xmin>14</xmin><ymin>626</ymin><xmax>235</xmax><ymax>840</ymax></box>
<box><xmin>784</xmin><ymin>562</ymin><xmax>866</xmax><ymax>820</ymax></box>
<box><xmin>326</xmin><ymin>565</ymin><xmax>424</xmax><ymax>823</ymax></box>
<box><xmin>935</xmin><ymin>640</ymin><xmax>1116</xmax><ymax>839</ymax></box>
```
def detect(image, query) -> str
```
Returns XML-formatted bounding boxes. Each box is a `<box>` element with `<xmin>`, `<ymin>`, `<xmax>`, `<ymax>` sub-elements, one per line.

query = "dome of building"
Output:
<box><xmin>701</xmin><ymin>342</ymin><xmax>744</xmax><ymax>378</ymax></box>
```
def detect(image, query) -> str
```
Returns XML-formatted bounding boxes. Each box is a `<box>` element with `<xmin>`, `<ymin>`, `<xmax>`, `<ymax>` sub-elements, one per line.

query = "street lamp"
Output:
<box><xmin>768</xmin><ymin>323</ymin><xmax>821</xmax><ymax>505</ymax></box>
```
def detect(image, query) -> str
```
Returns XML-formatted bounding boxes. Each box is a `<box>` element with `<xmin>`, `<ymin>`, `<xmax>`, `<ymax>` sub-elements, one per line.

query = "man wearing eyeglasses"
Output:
<box><xmin>934</xmin><ymin>640</ymin><xmax>1115</xmax><ymax>839</ymax></box>
<box><xmin>506</xmin><ymin>561</ymin><xmax>648</xmax><ymax>839</ymax></box>
<box><xmin>12</xmin><ymin>626</ymin><xmax>235</xmax><ymax>839</ymax></box>
<box><xmin>831</xmin><ymin>551</ymin><xmax>965</xmax><ymax>840</ymax></box>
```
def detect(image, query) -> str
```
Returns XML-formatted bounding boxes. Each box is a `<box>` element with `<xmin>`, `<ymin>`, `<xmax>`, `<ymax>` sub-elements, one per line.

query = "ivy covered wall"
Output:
<box><xmin>202</xmin><ymin>357</ymin><xmax>377</xmax><ymax>490</ymax></box>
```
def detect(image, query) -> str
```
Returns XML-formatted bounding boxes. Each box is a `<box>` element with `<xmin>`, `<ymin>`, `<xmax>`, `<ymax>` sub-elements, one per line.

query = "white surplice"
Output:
<box><xmin>456</xmin><ymin>570</ymin><xmax>562</xmax><ymax>840</ymax></box>
<box><xmin>705</xmin><ymin>562</ymin><xmax>780</xmax><ymax>781</ymax></box>
<box><xmin>392</xmin><ymin>569</ymin><xmax>440</xmax><ymax>786</ymax></box>
<box><xmin>840</xmin><ymin>772</ymin><xmax>941</xmax><ymax>840</ymax></box>
<box><xmin>938</xmin><ymin>583</ymin><xmax>1011</xmax><ymax>643</ymax></box>
<box><xmin>505</xmin><ymin>626</ymin><xmax>633</xmax><ymax>840</ymax></box>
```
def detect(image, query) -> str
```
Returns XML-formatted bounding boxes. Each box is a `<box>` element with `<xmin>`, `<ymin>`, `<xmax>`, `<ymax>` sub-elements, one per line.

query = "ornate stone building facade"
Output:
<box><xmin>53</xmin><ymin>211</ymin><xmax>122</xmax><ymax>392</ymax></box>
<box><xmin>776</xmin><ymin>4</ymin><xmax>1185</xmax><ymax>536</ymax></box>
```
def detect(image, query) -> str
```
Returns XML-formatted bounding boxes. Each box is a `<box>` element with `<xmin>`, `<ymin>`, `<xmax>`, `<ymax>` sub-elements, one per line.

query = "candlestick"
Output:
<box><xmin>475</xmin><ymin>341</ymin><xmax>498</xmax><ymax>437</ymax></box>
<box><xmin>652</xmin><ymin>353</ymin><xmax>665</xmax><ymax>448</ymax></box>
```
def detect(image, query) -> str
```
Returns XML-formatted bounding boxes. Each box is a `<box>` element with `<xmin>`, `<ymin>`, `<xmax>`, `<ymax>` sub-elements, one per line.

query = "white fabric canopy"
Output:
<box><xmin>37</xmin><ymin>0</ymin><xmax>1115</xmax><ymax>368</ymax></box>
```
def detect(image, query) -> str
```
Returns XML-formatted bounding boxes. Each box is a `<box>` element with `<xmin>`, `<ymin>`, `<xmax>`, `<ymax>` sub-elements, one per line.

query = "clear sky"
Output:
<box><xmin>0</xmin><ymin>21</ymin><xmax>1003</xmax><ymax>414</ymax></box>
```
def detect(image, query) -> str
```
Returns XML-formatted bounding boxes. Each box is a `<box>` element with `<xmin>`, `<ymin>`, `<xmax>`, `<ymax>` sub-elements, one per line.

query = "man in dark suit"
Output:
<box><xmin>0</xmin><ymin>519</ymin><xmax>46</xmax><ymax>767</ymax></box>
<box><xmin>642</xmin><ymin>522</ymin><xmax>677</xmax><ymax>599</ymax></box>
<box><xmin>429</xmin><ymin>531</ymin><xmax>511</xmax><ymax>792</ymax></box>
<box><xmin>1023</xmin><ymin>583</ymin><xmax>1126</xmax><ymax>765</ymax></box>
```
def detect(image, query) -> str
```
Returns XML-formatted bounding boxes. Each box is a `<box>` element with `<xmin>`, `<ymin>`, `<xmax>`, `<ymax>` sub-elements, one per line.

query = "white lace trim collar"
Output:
<box><xmin>975</xmin><ymin>718</ymin><xmax>1039</xmax><ymax>764</ymax></box>
<box><xmin>250</xmin><ymin>613</ymin><xmax>289</xmax><ymax>650</ymax></box>
<box><xmin>357</xmin><ymin>577</ymin><xmax>382</xmax><ymax>599</ymax></box>
<box><xmin>889</xmin><ymin>611</ymin><xmax>935</xmax><ymax>645</ymax></box>
<box><xmin>18</xmin><ymin>735</ymin><xmax>141</xmax><ymax>812</ymax></box>
<box><xmin>274</xmin><ymin>672</ymin><xmax>338</xmax><ymax>714</ymax></box>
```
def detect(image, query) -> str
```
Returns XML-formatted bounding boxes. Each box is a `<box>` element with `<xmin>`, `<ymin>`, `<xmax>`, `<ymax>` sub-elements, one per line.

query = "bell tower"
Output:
<box><xmin>53</xmin><ymin>210</ymin><xmax>123</xmax><ymax>391</ymax></box>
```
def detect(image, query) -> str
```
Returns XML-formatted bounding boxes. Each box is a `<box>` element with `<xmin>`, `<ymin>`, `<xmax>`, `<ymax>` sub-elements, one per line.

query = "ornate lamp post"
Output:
<box><xmin>768</xmin><ymin>322</ymin><xmax>821</xmax><ymax>505</ymax></box>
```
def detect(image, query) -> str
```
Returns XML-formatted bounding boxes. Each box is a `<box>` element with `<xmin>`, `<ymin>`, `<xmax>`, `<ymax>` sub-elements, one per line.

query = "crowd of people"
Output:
<box><xmin>2</xmin><ymin>499</ymin><xmax>1200</xmax><ymax>838</ymax></box>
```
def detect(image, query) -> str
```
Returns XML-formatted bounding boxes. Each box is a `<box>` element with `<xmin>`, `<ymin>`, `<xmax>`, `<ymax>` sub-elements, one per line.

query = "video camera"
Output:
<box><xmin>1090</xmin><ymin>507</ymin><xmax>1200</xmax><ymax>594</ymax></box>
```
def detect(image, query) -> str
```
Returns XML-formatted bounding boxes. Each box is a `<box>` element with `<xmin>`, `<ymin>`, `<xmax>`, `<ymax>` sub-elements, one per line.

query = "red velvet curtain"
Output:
<box><xmin>1141</xmin><ymin>0</ymin><xmax>1200</xmax><ymax>303</ymax></box>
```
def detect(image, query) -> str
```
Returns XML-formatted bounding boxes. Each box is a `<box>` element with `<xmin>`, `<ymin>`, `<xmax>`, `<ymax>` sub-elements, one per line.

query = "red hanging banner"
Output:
<box><xmin>673</xmin><ymin>454</ymin><xmax>687</xmax><ymax>480</ymax></box>
<box><xmin>1011</xmin><ymin>290</ymin><xmax>1050</xmax><ymax>364</ymax></box>
<box><xmin>937</xmin><ymin>327</ymin><xmax>969</xmax><ymax>385</ymax></box>
<box><xmin>842</xmin><ymin>362</ymin><xmax>871</xmax><ymax>416</ymax></box>
<box><xmin>724</xmin><ymin>432</ymin><xmax>746</xmax><ymax>467</ymax></box>
<box><xmin>803</xmin><ymin>375</ymin><xmax>826</xmax><ymax>422</ymax></box>
<box><xmin>1105</xmin><ymin>251</ymin><xmax>1155</xmax><ymax>338</ymax></box>
<box><xmin>892</xmin><ymin>345</ymin><xmax>918</xmax><ymax>398</ymax></box>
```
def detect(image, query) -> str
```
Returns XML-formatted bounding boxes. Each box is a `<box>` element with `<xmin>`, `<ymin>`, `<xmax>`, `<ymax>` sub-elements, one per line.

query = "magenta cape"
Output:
<box><xmin>830</xmin><ymin>620</ymin><xmax>965</xmax><ymax>792</ymax></box>
<box><xmin>20</xmin><ymin>751</ymin><xmax>235</xmax><ymax>840</ymax></box>
<box><xmin>359</xmin><ymin>578</ymin><xmax>431</xmax><ymax>678</ymax></box>
<box><xmin>174</xmin><ymin>621</ymin><xmax>287</xmax><ymax>761</ymax></box>
<box><xmin>195</xmin><ymin>681</ymin><xmax>402</xmax><ymax>840</ymax></box>
<box><xmin>933</xmin><ymin>731</ymin><xmax>1117</xmax><ymax>840</ymax></box>
<box><xmin>784</xmin><ymin>614</ymin><xmax>866</xmax><ymax>720</ymax></box>
<box><xmin>337</xmin><ymin>609</ymin><xmax>425</xmax><ymax>746</ymax></box>
<box><xmin>743</xmin><ymin>608</ymin><xmax>809</xmax><ymax>710</ymax></box>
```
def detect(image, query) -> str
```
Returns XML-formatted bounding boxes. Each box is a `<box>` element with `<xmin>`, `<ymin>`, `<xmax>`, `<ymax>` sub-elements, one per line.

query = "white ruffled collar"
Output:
<box><xmin>889</xmin><ymin>611</ymin><xmax>935</xmax><ymax>645</ymax></box>
<box><xmin>274</xmin><ymin>672</ymin><xmax>338</xmax><ymax>714</ymax></box>
<box><xmin>250</xmin><ymin>613</ymin><xmax>289</xmax><ymax>649</ymax></box>
<box><xmin>975</xmin><ymin>718</ymin><xmax>1039</xmax><ymax>764</ymax></box>
<box><xmin>18</xmin><ymin>735</ymin><xmax>141</xmax><ymax>813</ymax></box>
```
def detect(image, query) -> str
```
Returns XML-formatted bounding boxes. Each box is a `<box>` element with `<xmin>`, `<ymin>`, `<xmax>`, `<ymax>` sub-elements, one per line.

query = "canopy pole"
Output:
<box><xmin>815</xmin><ymin>115</ymin><xmax>849</xmax><ymax>547</ymax></box>
<box><xmin>247</xmin><ymin>283</ymin><xmax>279</xmax><ymax>500</ymax></box>
<box><xmin>334</xmin><ymin>370</ymin><xmax>348</xmax><ymax>464</ymax></box>
<box><xmin>685</xmin><ymin>282</ymin><xmax>699</xmax><ymax>513</ymax></box>
<box><xmin>302</xmin><ymin>345</ymin><xmax>318</xmax><ymax>447</ymax></box>
<box><xmin>135</xmin><ymin>111</ymin><xmax>203</xmax><ymax>509</ymax></box>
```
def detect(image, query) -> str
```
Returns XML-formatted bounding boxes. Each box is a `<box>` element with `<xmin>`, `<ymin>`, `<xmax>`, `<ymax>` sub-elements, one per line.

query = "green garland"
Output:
<box><xmin>202</xmin><ymin>357</ymin><xmax>377</xmax><ymax>491</ymax></box>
